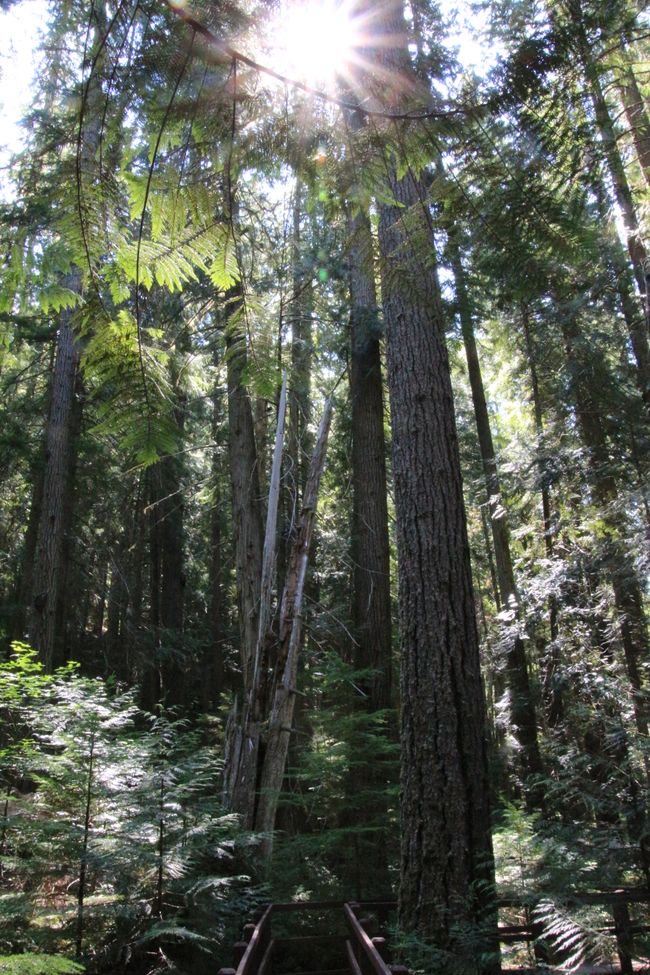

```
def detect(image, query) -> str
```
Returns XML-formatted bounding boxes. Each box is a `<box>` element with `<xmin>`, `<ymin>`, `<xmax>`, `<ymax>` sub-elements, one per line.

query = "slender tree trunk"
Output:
<box><xmin>561</xmin><ymin>312</ymin><xmax>650</xmax><ymax>742</ymax></box>
<box><xmin>144</xmin><ymin>468</ymin><xmax>163</xmax><ymax>711</ymax></box>
<box><xmin>288</xmin><ymin>178</ymin><xmax>314</xmax><ymax>503</ymax></box>
<box><xmin>573</xmin><ymin>7</ymin><xmax>650</xmax><ymax>405</ymax></box>
<box><xmin>253</xmin><ymin>399</ymin><xmax>332</xmax><ymax>854</ymax></box>
<box><xmin>226</xmin><ymin>297</ymin><xmax>264</xmax><ymax>693</ymax></box>
<box><xmin>14</xmin><ymin>453</ymin><xmax>46</xmax><ymax>642</ymax></box>
<box><xmin>207</xmin><ymin>373</ymin><xmax>225</xmax><ymax>707</ymax></box>
<box><xmin>127</xmin><ymin>479</ymin><xmax>146</xmax><ymax>683</ymax></box>
<box><xmin>105</xmin><ymin>561</ymin><xmax>123</xmax><ymax>675</ymax></box>
<box><xmin>520</xmin><ymin>308</ymin><xmax>563</xmax><ymax>726</ymax></box>
<box><xmin>618</xmin><ymin>55</ymin><xmax>650</xmax><ymax>188</ymax></box>
<box><xmin>450</xmin><ymin>240</ymin><xmax>544</xmax><ymax>799</ymax></box>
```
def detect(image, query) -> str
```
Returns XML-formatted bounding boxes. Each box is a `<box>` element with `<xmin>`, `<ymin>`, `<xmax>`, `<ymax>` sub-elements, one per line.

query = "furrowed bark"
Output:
<box><xmin>366</xmin><ymin>2</ymin><xmax>499</xmax><ymax>958</ymax></box>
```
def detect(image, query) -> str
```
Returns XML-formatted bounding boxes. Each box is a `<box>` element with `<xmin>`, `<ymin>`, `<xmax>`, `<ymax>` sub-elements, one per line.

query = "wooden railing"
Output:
<box><xmin>217</xmin><ymin>900</ymin><xmax>407</xmax><ymax>975</ymax></box>
<box><xmin>217</xmin><ymin>888</ymin><xmax>650</xmax><ymax>975</ymax></box>
<box><xmin>217</xmin><ymin>903</ymin><xmax>274</xmax><ymax>975</ymax></box>
<box><xmin>344</xmin><ymin>903</ymin><xmax>408</xmax><ymax>975</ymax></box>
<box><xmin>498</xmin><ymin>888</ymin><xmax>650</xmax><ymax>975</ymax></box>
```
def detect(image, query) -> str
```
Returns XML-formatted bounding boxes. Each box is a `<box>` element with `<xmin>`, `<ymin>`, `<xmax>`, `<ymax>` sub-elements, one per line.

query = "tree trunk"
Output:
<box><xmin>348</xmin><ymin>154</ymin><xmax>393</xmax><ymax>714</ymax></box>
<box><xmin>158</xmin><ymin>445</ymin><xmax>186</xmax><ymax>706</ymax></box>
<box><xmin>561</xmin><ymin>311</ymin><xmax>650</xmax><ymax>742</ymax></box>
<box><xmin>288</xmin><ymin>178</ymin><xmax>314</xmax><ymax>503</ymax></box>
<box><xmin>343</xmin><ymin>150</ymin><xmax>394</xmax><ymax>897</ymax></box>
<box><xmin>367</xmin><ymin>4</ymin><xmax>499</xmax><ymax>957</ymax></box>
<box><xmin>253</xmin><ymin>398</ymin><xmax>333</xmax><ymax>854</ymax></box>
<box><xmin>226</xmin><ymin>298</ymin><xmax>264</xmax><ymax>694</ymax></box>
<box><xmin>207</xmin><ymin>372</ymin><xmax>226</xmax><ymax>707</ymax></box>
<box><xmin>520</xmin><ymin>308</ymin><xmax>562</xmax><ymax>727</ymax></box>
<box><xmin>28</xmin><ymin>311</ymin><xmax>81</xmax><ymax>670</ymax></box>
<box><xmin>574</xmin><ymin>10</ymin><xmax>650</xmax><ymax>406</ymax></box>
<box><xmin>450</xmin><ymin>239</ymin><xmax>545</xmax><ymax>800</ymax></box>
<box><xmin>618</xmin><ymin>54</ymin><xmax>650</xmax><ymax>188</ymax></box>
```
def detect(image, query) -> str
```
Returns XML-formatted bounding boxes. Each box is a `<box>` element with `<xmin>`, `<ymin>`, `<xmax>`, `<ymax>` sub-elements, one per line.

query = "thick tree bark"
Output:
<box><xmin>367</xmin><ymin>4</ymin><xmax>498</xmax><ymax>956</ymax></box>
<box><xmin>343</xmin><ymin>154</ymin><xmax>394</xmax><ymax>898</ymax></box>
<box><xmin>223</xmin><ymin>377</ymin><xmax>288</xmax><ymax>825</ymax></box>
<box><xmin>378</xmin><ymin>166</ymin><xmax>498</xmax><ymax>961</ymax></box>
<box><xmin>53</xmin><ymin>371</ymin><xmax>84</xmax><ymax>667</ymax></box>
<box><xmin>28</xmin><ymin>312</ymin><xmax>81</xmax><ymax>670</ymax></box>
<box><xmin>450</xmin><ymin>240</ymin><xmax>544</xmax><ymax>797</ymax></box>
<box><xmin>348</xmin><ymin>165</ymin><xmax>393</xmax><ymax>714</ymax></box>
<box><xmin>222</xmin><ymin>289</ymin><xmax>265</xmax><ymax>820</ymax></box>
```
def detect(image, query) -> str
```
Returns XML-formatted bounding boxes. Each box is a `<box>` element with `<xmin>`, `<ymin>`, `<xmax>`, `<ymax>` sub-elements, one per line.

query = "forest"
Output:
<box><xmin>0</xmin><ymin>0</ymin><xmax>649</xmax><ymax>972</ymax></box>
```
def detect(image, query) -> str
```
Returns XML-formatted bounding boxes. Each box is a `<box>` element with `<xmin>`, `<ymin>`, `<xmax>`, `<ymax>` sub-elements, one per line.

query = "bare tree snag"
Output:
<box><xmin>253</xmin><ymin>397</ymin><xmax>333</xmax><ymax>854</ymax></box>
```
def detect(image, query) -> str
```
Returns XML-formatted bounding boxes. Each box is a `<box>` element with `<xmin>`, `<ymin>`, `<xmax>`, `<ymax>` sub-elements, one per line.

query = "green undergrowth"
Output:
<box><xmin>0</xmin><ymin>644</ymin><xmax>259</xmax><ymax>974</ymax></box>
<box><xmin>0</xmin><ymin>956</ymin><xmax>84</xmax><ymax>975</ymax></box>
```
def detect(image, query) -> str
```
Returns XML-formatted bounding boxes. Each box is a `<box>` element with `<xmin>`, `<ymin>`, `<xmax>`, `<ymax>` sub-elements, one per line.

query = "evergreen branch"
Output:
<box><xmin>134</xmin><ymin>31</ymin><xmax>195</xmax><ymax>446</ymax></box>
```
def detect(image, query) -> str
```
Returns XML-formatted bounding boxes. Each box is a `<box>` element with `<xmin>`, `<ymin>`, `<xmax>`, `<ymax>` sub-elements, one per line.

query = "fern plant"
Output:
<box><xmin>0</xmin><ymin>647</ymin><xmax>258</xmax><ymax>972</ymax></box>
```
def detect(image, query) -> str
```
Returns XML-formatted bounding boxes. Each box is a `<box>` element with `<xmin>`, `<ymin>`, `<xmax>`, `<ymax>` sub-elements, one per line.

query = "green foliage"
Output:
<box><xmin>0</xmin><ymin>954</ymin><xmax>84</xmax><ymax>975</ymax></box>
<box><xmin>0</xmin><ymin>649</ymin><xmax>255</xmax><ymax>969</ymax></box>
<box><xmin>267</xmin><ymin>652</ymin><xmax>399</xmax><ymax>901</ymax></box>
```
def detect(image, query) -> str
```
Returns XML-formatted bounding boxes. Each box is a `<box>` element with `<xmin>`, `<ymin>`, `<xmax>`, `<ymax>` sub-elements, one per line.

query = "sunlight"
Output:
<box><xmin>266</xmin><ymin>0</ymin><xmax>361</xmax><ymax>87</ymax></box>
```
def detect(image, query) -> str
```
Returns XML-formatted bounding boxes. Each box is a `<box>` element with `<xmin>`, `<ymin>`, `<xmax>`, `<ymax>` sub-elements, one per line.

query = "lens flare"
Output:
<box><xmin>267</xmin><ymin>0</ymin><xmax>361</xmax><ymax>87</ymax></box>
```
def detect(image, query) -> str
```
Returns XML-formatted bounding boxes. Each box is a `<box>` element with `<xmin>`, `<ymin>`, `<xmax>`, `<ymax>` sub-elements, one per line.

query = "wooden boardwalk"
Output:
<box><xmin>217</xmin><ymin>890</ymin><xmax>650</xmax><ymax>975</ymax></box>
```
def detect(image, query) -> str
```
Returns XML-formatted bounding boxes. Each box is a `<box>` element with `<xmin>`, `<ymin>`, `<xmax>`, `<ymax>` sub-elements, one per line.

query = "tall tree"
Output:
<box><xmin>449</xmin><ymin>234</ymin><xmax>545</xmax><ymax>802</ymax></box>
<box><xmin>361</xmin><ymin>0</ymin><xmax>499</xmax><ymax>961</ymax></box>
<box><xmin>28</xmin><ymin>303</ymin><xmax>82</xmax><ymax>669</ymax></box>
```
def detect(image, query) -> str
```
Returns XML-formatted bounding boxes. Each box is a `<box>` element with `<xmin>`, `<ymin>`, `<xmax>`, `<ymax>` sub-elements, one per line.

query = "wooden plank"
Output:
<box><xmin>499</xmin><ymin>889</ymin><xmax>650</xmax><ymax>907</ymax></box>
<box><xmin>270</xmin><ymin>899</ymin><xmax>396</xmax><ymax>912</ymax></box>
<box><xmin>274</xmin><ymin>935</ymin><xmax>347</xmax><ymax>946</ymax></box>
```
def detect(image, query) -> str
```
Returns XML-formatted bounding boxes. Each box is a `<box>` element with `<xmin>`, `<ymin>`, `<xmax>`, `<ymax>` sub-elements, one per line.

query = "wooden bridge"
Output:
<box><xmin>216</xmin><ymin>890</ymin><xmax>650</xmax><ymax>975</ymax></box>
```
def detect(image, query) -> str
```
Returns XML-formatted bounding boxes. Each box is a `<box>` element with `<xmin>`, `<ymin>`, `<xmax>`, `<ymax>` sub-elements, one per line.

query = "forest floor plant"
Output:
<box><xmin>0</xmin><ymin>645</ymin><xmax>260</xmax><ymax>975</ymax></box>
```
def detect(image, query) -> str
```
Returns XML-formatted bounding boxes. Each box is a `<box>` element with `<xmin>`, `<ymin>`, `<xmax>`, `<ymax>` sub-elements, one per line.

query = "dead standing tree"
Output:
<box><xmin>223</xmin><ymin>375</ymin><xmax>333</xmax><ymax>853</ymax></box>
